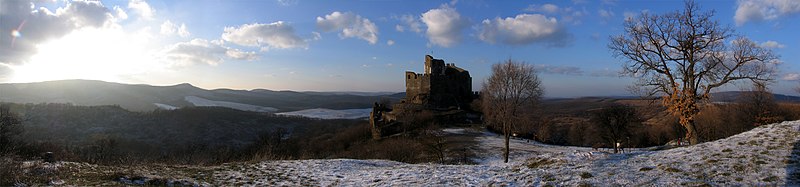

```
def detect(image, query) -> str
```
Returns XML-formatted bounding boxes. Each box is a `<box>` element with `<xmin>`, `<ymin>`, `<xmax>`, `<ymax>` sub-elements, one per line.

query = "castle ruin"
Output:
<box><xmin>370</xmin><ymin>55</ymin><xmax>478</xmax><ymax>139</ymax></box>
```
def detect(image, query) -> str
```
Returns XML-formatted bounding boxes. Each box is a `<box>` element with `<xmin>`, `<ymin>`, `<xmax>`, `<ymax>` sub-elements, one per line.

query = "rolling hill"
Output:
<box><xmin>0</xmin><ymin>80</ymin><xmax>402</xmax><ymax>112</ymax></box>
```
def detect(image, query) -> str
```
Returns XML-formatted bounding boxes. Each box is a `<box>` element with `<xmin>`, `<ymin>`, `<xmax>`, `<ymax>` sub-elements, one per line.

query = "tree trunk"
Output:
<box><xmin>683</xmin><ymin>118</ymin><xmax>699</xmax><ymax>145</ymax></box>
<box><xmin>504</xmin><ymin>130</ymin><xmax>510</xmax><ymax>163</ymax></box>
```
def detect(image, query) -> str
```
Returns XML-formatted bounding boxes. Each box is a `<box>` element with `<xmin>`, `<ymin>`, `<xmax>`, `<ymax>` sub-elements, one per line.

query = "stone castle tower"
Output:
<box><xmin>405</xmin><ymin>55</ymin><xmax>473</xmax><ymax>109</ymax></box>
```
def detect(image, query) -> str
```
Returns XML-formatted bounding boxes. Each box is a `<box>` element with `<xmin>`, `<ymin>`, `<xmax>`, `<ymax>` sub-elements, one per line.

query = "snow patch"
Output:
<box><xmin>153</xmin><ymin>103</ymin><xmax>178</xmax><ymax>110</ymax></box>
<box><xmin>276</xmin><ymin>108</ymin><xmax>371</xmax><ymax>119</ymax></box>
<box><xmin>184</xmin><ymin>96</ymin><xmax>278</xmax><ymax>112</ymax></box>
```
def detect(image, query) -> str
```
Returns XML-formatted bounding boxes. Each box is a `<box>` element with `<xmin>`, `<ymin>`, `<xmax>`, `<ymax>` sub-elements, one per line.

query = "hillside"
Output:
<box><xmin>0</xmin><ymin>80</ymin><xmax>402</xmax><ymax>112</ymax></box>
<box><xmin>18</xmin><ymin>120</ymin><xmax>800</xmax><ymax>186</ymax></box>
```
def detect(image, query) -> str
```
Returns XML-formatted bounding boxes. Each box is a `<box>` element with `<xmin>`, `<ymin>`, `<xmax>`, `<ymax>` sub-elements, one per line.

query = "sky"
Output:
<box><xmin>0</xmin><ymin>0</ymin><xmax>798</xmax><ymax>97</ymax></box>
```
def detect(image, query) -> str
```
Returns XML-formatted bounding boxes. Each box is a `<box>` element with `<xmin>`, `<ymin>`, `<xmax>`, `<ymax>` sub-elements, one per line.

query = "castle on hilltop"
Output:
<box><xmin>404</xmin><ymin>55</ymin><xmax>474</xmax><ymax>109</ymax></box>
<box><xmin>370</xmin><ymin>55</ymin><xmax>479</xmax><ymax>139</ymax></box>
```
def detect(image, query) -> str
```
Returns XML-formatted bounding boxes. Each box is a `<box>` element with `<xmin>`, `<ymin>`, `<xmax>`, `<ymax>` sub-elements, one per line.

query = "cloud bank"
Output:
<box><xmin>316</xmin><ymin>11</ymin><xmax>379</xmax><ymax>44</ymax></box>
<box><xmin>735</xmin><ymin>0</ymin><xmax>800</xmax><ymax>25</ymax></box>
<box><xmin>421</xmin><ymin>5</ymin><xmax>469</xmax><ymax>47</ymax></box>
<box><xmin>222</xmin><ymin>21</ymin><xmax>309</xmax><ymax>51</ymax></box>
<box><xmin>478</xmin><ymin>14</ymin><xmax>572</xmax><ymax>47</ymax></box>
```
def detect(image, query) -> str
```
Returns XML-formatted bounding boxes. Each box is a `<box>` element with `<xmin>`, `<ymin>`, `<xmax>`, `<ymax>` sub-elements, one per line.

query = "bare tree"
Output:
<box><xmin>608</xmin><ymin>1</ymin><xmax>778</xmax><ymax>145</ymax></box>
<box><xmin>482</xmin><ymin>59</ymin><xmax>543</xmax><ymax>163</ymax></box>
<box><xmin>592</xmin><ymin>105</ymin><xmax>638</xmax><ymax>153</ymax></box>
<box><xmin>738</xmin><ymin>82</ymin><xmax>783</xmax><ymax>127</ymax></box>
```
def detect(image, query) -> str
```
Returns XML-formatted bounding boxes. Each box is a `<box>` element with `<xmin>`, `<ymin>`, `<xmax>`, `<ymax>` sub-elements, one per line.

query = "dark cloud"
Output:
<box><xmin>0</xmin><ymin>0</ymin><xmax>114</xmax><ymax>64</ymax></box>
<box><xmin>535</xmin><ymin>64</ymin><xmax>583</xmax><ymax>75</ymax></box>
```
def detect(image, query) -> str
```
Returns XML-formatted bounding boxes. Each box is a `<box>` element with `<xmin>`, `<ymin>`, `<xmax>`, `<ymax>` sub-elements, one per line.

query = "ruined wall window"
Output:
<box><xmin>407</xmin><ymin>75</ymin><xmax>410</xmax><ymax>79</ymax></box>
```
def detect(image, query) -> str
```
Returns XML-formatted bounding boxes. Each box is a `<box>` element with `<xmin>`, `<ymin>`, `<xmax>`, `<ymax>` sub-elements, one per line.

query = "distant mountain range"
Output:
<box><xmin>1</xmin><ymin>80</ymin><xmax>796</xmax><ymax>113</ymax></box>
<box><xmin>709</xmin><ymin>91</ymin><xmax>800</xmax><ymax>103</ymax></box>
<box><xmin>0</xmin><ymin>80</ymin><xmax>403</xmax><ymax>112</ymax></box>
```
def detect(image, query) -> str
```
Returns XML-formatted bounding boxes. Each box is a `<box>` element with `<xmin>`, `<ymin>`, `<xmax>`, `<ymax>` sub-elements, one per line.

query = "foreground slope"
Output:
<box><xmin>29</xmin><ymin>120</ymin><xmax>800</xmax><ymax>186</ymax></box>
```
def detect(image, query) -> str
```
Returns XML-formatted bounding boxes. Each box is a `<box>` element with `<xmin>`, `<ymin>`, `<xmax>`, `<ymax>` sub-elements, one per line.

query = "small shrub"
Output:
<box><xmin>722</xmin><ymin>148</ymin><xmax>733</xmax><ymax>152</ymax></box>
<box><xmin>526</xmin><ymin>158</ymin><xmax>556</xmax><ymax>168</ymax></box>
<box><xmin>580</xmin><ymin>172</ymin><xmax>593</xmax><ymax>179</ymax></box>
<box><xmin>639</xmin><ymin>167</ymin><xmax>654</xmax><ymax>171</ymax></box>
<box><xmin>662</xmin><ymin>167</ymin><xmax>682</xmax><ymax>172</ymax></box>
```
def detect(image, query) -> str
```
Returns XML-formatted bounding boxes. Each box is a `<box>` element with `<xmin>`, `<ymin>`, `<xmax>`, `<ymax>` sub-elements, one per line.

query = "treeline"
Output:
<box><xmin>1</xmin><ymin>102</ymin><xmax>457</xmax><ymax>169</ymax></box>
<box><xmin>488</xmin><ymin>88</ymin><xmax>800</xmax><ymax>148</ymax></box>
<box><xmin>0</xmin><ymin>103</ymin><xmax>359</xmax><ymax>165</ymax></box>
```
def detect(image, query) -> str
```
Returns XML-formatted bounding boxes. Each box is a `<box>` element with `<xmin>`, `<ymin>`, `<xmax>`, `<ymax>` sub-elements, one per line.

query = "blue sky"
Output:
<box><xmin>1</xmin><ymin>0</ymin><xmax>798</xmax><ymax>97</ymax></box>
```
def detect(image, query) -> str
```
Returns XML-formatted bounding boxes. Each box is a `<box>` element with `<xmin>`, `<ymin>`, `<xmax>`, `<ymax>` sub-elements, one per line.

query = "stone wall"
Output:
<box><xmin>405</xmin><ymin>55</ymin><xmax>473</xmax><ymax>109</ymax></box>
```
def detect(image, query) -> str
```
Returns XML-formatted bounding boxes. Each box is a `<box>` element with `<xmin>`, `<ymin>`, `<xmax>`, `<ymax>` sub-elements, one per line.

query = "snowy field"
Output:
<box><xmin>27</xmin><ymin>120</ymin><xmax>800</xmax><ymax>186</ymax></box>
<box><xmin>184</xmin><ymin>96</ymin><xmax>278</xmax><ymax>112</ymax></box>
<box><xmin>211</xmin><ymin>120</ymin><xmax>800</xmax><ymax>186</ymax></box>
<box><xmin>275</xmin><ymin>108</ymin><xmax>372</xmax><ymax>119</ymax></box>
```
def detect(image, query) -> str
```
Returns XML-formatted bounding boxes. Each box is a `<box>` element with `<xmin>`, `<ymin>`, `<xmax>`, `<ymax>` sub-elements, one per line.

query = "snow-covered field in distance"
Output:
<box><xmin>153</xmin><ymin>103</ymin><xmax>178</xmax><ymax>110</ymax></box>
<box><xmin>276</xmin><ymin>108</ymin><xmax>372</xmax><ymax>119</ymax></box>
<box><xmin>184</xmin><ymin>96</ymin><xmax>278</xmax><ymax>112</ymax></box>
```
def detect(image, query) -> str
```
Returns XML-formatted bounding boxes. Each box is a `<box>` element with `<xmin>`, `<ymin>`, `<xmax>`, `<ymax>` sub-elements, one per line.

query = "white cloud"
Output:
<box><xmin>782</xmin><ymin>73</ymin><xmax>800</xmax><ymax>81</ymax></box>
<box><xmin>761</xmin><ymin>40</ymin><xmax>786</xmax><ymax>48</ymax></box>
<box><xmin>178</xmin><ymin>24</ymin><xmax>190</xmax><ymax>37</ymax></box>
<box><xmin>598</xmin><ymin>9</ymin><xmax>615</xmax><ymax>19</ymax></box>
<box><xmin>387</xmin><ymin>40</ymin><xmax>395</xmax><ymax>46</ymax></box>
<box><xmin>735</xmin><ymin>0</ymin><xmax>800</xmax><ymax>25</ymax></box>
<box><xmin>572</xmin><ymin>0</ymin><xmax>588</xmax><ymax>4</ymax></box>
<box><xmin>478</xmin><ymin>14</ymin><xmax>572</xmax><ymax>47</ymax></box>
<box><xmin>394</xmin><ymin>14</ymin><xmax>422</xmax><ymax>33</ymax></box>
<box><xmin>316</xmin><ymin>11</ymin><xmax>379</xmax><ymax>44</ymax></box>
<box><xmin>128</xmin><ymin>0</ymin><xmax>155</xmax><ymax>20</ymax></box>
<box><xmin>163</xmin><ymin>39</ymin><xmax>257</xmax><ymax>66</ymax></box>
<box><xmin>524</xmin><ymin>4</ymin><xmax>587</xmax><ymax>25</ymax></box>
<box><xmin>113</xmin><ymin>6</ymin><xmax>128</xmax><ymax>21</ymax></box>
<box><xmin>590</xmin><ymin>68</ymin><xmax>621</xmax><ymax>77</ymax></box>
<box><xmin>276</xmin><ymin>0</ymin><xmax>298</xmax><ymax>6</ymax></box>
<box><xmin>222</xmin><ymin>21</ymin><xmax>309</xmax><ymax>51</ymax></box>
<box><xmin>421</xmin><ymin>5</ymin><xmax>469</xmax><ymax>47</ymax></box>
<box><xmin>0</xmin><ymin>0</ymin><xmax>116</xmax><ymax>64</ymax></box>
<box><xmin>56</xmin><ymin>0</ymin><xmax>116</xmax><ymax>28</ymax></box>
<box><xmin>525</xmin><ymin>4</ymin><xmax>560</xmax><ymax>14</ymax></box>
<box><xmin>160</xmin><ymin>20</ymin><xmax>190</xmax><ymax>37</ymax></box>
<box><xmin>535</xmin><ymin>64</ymin><xmax>584</xmax><ymax>75</ymax></box>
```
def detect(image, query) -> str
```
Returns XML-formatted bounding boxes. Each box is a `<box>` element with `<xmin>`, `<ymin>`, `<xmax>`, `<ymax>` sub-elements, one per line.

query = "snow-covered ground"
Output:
<box><xmin>275</xmin><ymin>108</ymin><xmax>371</xmax><ymax>119</ymax></box>
<box><xmin>211</xmin><ymin>120</ymin><xmax>800</xmax><ymax>186</ymax></box>
<box><xmin>28</xmin><ymin>120</ymin><xmax>800</xmax><ymax>186</ymax></box>
<box><xmin>184</xmin><ymin>96</ymin><xmax>278</xmax><ymax>112</ymax></box>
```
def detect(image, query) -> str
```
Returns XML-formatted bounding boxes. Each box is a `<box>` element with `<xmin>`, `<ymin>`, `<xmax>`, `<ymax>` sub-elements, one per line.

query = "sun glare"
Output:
<box><xmin>9</xmin><ymin>27</ymin><xmax>164</xmax><ymax>83</ymax></box>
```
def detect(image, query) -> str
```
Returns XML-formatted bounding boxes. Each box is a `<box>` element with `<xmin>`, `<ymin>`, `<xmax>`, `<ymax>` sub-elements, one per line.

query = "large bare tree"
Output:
<box><xmin>482</xmin><ymin>59</ymin><xmax>543</xmax><ymax>163</ymax></box>
<box><xmin>609</xmin><ymin>1</ymin><xmax>778</xmax><ymax>145</ymax></box>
